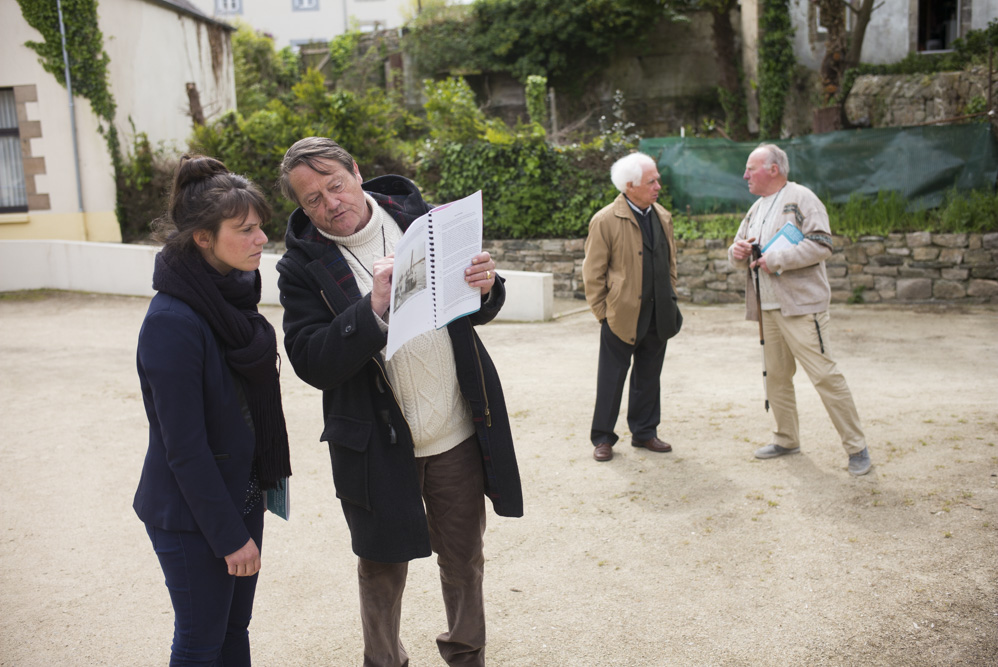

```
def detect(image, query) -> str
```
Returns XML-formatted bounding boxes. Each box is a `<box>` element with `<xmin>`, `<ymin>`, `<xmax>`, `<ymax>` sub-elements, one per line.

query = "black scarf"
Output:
<box><xmin>153</xmin><ymin>249</ymin><xmax>291</xmax><ymax>490</ymax></box>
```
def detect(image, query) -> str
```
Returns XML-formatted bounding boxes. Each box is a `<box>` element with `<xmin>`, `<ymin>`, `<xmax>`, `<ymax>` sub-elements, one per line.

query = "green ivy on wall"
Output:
<box><xmin>757</xmin><ymin>0</ymin><xmax>794</xmax><ymax>139</ymax></box>
<box><xmin>18</xmin><ymin>0</ymin><xmax>122</xmax><ymax>222</ymax></box>
<box><xmin>17</xmin><ymin>0</ymin><xmax>116</xmax><ymax>131</ymax></box>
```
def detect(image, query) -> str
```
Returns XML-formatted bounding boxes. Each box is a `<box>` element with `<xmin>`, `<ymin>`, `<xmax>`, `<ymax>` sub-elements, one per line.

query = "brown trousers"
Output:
<box><xmin>358</xmin><ymin>436</ymin><xmax>487</xmax><ymax>667</ymax></box>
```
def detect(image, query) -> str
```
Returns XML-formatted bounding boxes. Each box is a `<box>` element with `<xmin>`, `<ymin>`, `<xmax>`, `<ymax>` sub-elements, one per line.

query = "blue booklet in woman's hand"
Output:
<box><xmin>266</xmin><ymin>478</ymin><xmax>289</xmax><ymax>520</ymax></box>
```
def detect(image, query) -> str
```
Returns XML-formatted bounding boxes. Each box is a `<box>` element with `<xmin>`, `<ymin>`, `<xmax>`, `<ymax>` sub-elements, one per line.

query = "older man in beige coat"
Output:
<box><xmin>729</xmin><ymin>143</ymin><xmax>871</xmax><ymax>476</ymax></box>
<box><xmin>583</xmin><ymin>152</ymin><xmax>682</xmax><ymax>462</ymax></box>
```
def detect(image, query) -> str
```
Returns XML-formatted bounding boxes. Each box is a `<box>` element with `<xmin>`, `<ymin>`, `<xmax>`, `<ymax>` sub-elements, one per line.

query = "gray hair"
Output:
<box><xmin>755</xmin><ymin>143</ymin><xmax>789</xmax><ymax>176</ymax></box>
<box><xmin>279</xmin><ymin>137</ymin><xmax>356</xmax><ymax>205</ymax></box>
<box><xmin>610</xmin><ymin>152</ymin><xmax>656</xmax><ymax>193</ymax></box>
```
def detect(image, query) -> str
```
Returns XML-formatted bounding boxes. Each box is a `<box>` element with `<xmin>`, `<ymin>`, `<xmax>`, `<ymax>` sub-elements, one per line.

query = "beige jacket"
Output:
<box><xmin>583</xmin><ymin>194</ymin><xmax>678</xmax><ymax>344</ymax></box>
<box><xmin>727</xmin><ymin>181</ymin><xmax>834</xmax><ymax>321</ymax></box>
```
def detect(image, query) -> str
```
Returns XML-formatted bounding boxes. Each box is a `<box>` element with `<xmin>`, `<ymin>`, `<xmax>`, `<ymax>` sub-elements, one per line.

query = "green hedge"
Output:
<box><xmin>670</xmin><ymin>188</ymin><xmax>998</xmax><ymax>241</ymax></box>
<box><xmin>187</xmin><ymin>71</ymin><xmax>417</xmax><ymax>239</ymax></box>
<box><xmin>418</xmin><ymin>137</ymin><xmax>620</xmax><ymax>239</ymax></box>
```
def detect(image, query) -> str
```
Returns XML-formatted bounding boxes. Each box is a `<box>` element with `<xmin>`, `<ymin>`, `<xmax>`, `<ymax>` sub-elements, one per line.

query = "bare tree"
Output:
<box><xmin>708</xmin><ymin>0</ymin><xmax>750</xmax><ymax>139</ymax></box>
<box><xmin>817</xmin><ymin>0</ymin><xmax>879</xmax><ymax>104</ymax></box>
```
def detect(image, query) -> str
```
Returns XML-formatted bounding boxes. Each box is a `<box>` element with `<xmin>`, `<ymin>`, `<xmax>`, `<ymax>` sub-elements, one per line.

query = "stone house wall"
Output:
<box><xmin>489</xmin><ymin>232</ymin><xmax>998</xmax><ymax>305</ymax></box>
<box><xmin>844</xmin><ymin>70</ymin><xmax>991</xmax><ymax>128</ymax></box>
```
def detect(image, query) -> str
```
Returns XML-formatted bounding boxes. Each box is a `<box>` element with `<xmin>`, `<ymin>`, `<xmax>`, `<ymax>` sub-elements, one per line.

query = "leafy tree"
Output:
<box><xmin>401</xmin><ymin>4</ymin><xmax>479</xmax><ymax>77</ymax></box>
<box><xmin>232</xmin><ymin>23</ymin><xmax>301</xmax><ymax>115</ymax></box>
<box><xmin>422</xmin><ymin>77</ymin><xmax>489</xmax><ymax>144</ymax></box>
<box><xmin>328</xmin><ymin>31</ymin><xmax>363</xmax><ymax>83</ymax></box>
<box><xmin>404</xmin><ymin>0</ymin><xmax>681</xmax><ymax>91</ymax></box>
<box><xmin>416</xmin><ymin>76</ymin><xmax>632</xmax><ymax>238</ymax></box>
<box><xmin>469</xmin><ymin>0</ymin><xmax>672</xmax><ymax>88</ymax></box>
<box><xmin>190</xmin><ymin>69</ymin><xmax>418</xmax><ymax>235</ymax></box>
<box><xmin>328</xmin><ymin>30</ymin><xmax>401</xmax><ymax>92</ymax></box>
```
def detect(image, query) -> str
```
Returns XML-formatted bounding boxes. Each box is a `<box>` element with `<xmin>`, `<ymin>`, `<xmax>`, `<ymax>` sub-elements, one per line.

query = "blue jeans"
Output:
<box><xmin>145</xmin><ymin>505</ymin><xmax>264</xmax><ymax>666</ymax></box>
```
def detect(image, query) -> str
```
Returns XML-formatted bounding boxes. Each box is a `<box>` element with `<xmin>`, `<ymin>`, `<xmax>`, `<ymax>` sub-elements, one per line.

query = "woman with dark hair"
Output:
<box><xmin>133</xmin><ymin>155</ymin><xmax>291</xmax><ymax>665</ymax></box>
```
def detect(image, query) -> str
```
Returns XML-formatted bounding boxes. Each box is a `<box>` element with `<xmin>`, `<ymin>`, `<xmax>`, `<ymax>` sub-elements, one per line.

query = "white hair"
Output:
<box><xmin>610</xmin><ymin>153</ymin><xmax>656</xmax><ymax>193</ymax></box>
<box><xmin>755</xmin><ymin>143</ymin><xmax>789</xmax><ymax>176</ymax></box>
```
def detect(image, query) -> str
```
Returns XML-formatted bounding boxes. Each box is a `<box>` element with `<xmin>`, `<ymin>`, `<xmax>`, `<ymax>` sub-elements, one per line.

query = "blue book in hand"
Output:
<box><xmin>266</xmin><ymin>478</ymin><xmax>289</xmax><ymax>520</ymax></box>
<box><xmin>760</xmin><ymin>222</ymin><xmax>804</xmax><ymax>276</ymax></box>
<box><xmin>761</xmin><ymin>221</ymin><xmax>804</xmax><ymax>254</ymax></box>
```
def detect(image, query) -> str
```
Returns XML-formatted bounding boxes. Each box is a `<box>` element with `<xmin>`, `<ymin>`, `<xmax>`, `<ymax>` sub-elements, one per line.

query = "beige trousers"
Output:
<box><xmin>762</xmin><ymin>309</ymin><xmax>867</xmax><ymax>454</ymax></box>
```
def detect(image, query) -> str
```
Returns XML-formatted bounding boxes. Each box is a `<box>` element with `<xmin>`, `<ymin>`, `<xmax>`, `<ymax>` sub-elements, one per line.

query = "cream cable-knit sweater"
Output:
<box><xmin>319</xmin><ymin>195</ymin><xmax>474</xmax><ymax>458</ymax></box>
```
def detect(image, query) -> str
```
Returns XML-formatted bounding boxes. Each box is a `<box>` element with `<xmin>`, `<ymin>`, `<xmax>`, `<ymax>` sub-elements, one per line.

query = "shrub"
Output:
<box><xmin>419</xmin><ymin>137</ymin><xmax>619</xmax><ymax>238</ymax></box>
<box><xmin>672</xmin><ymin>213</ymin><xmax>742</xmax><ymax>241</ymax></box>
<box><xmin>668</xmin><ymin>187</ymin><xmax>998</xmax><ymax>242</ymax></box>
<box><xmin>935</xmin><ymin>188</ymin><xmax>998</xmax><ymax>234</ymax></box>
<box><xmin>416</xmin><ymin>77</ymin><xmax>632</xmax><ymax>238</ymax></box>
<box><xmin>189</xmin><ymin>70</ymin><xmax>418</xmax><ymax>238</ymax></box>
<box><xmin>116</xmin><ymin>125</ymin><xmax>176</xmax><ymax>242</ymax></box>
<box><xmin>232</xmin><ymin>24</ymin><xmax>301</xmax><ymax>116</ymax></box>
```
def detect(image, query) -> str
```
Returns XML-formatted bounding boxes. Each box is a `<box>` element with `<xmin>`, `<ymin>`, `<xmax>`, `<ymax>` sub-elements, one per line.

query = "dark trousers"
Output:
<box><xmin>358</xmin><ymin>436</ymin><xmax>487</xmax><ymax>667</ymax></box>
<box><xmin>591</xmin><ymin>318</ymin><xmax>668</xmax><ymax>446</ymax></box>
<box><xmin>145</xmin><ymin>504</ymin><xmax>264</xmax><ymax>667</ymax></box>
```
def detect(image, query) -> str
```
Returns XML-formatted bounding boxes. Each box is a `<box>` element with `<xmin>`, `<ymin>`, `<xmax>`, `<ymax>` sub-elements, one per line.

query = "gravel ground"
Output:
<box><xmin>0</xmin><ymin>290</ymin><xmax>995</xmax><ymax>666</ymax></box>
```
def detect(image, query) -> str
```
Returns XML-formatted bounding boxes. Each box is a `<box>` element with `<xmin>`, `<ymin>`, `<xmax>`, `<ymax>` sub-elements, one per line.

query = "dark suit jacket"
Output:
<box><xmin>133</xmin><ymin>292</ymin><xmax>255</xmax><ymax>559</ymax></box>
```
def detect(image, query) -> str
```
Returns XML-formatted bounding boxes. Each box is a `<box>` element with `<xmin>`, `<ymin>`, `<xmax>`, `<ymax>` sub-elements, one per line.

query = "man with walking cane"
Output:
<box><xmin>728</xmin><ymin>144</ymin><xmax>871</xmax><ymax>476</ymax></box>
<box><xmin>750</xmin><ymin>242</ymin><xmax>769</xmax><ymax>413</ymax></box>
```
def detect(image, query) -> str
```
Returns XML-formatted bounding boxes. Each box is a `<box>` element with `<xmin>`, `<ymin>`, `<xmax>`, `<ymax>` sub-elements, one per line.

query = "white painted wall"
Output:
<box><xmin>0</xmin><ymin>2</ymin><xmax>116</xmax><ymax>235</ymax></box>
<box><xmin>102</xmin><ymin>0</ymin><xmax>237</xmax><ymax>154</ymax></box>
<box><xmin>0</xmin><ymin>241</ymin><xmax>282</xmax><ymax>305</ymax></box>
<box><xmin>972</xmin><ymin>0</ymin><xmax>998</xmax><ymax>29</ymax></box>
<box><xmin>0</xmin><ymin>241</ymin><xmax>554</xmax><ymax>320</ymax></box>
<box><xmin>186</xmin><ymin>0</ymin><xmax>410</xmax><ymax>49</ymax></box>
<box><xmin>0</xmin><ymin>1</ymin><xmax>236</xmax><ymax>243</ymax></box>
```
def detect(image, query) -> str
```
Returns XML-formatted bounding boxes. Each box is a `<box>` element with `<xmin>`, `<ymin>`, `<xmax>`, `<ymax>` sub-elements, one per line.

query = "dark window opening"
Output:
<box><xmin>918</xmin><ymin>0</ymin><xmax>960</xmax><ymax>52</ymax></box>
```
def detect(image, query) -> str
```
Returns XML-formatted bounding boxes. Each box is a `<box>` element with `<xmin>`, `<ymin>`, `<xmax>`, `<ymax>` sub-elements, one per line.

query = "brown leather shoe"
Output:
<box><xmin>593</xmin><ymin>442</ymin><xmax>613</xmax><ymax>462</ymax></box>
<box><xmin>631</xmin><ymin>436</ymin><xmax>672</xmax><ymax>453</ymax></box>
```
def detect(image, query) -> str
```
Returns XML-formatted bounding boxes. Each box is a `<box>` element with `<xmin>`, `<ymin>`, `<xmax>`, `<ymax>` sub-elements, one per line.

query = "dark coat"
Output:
<box><xmin>133</xmin><ymin>293</ymin><xmax>255</xmax><ymax>559</ymax></box>
<box><xmin>276</xmin><ymin>175</ymin><xmax>523</xmax><ymax>563</ymax></box>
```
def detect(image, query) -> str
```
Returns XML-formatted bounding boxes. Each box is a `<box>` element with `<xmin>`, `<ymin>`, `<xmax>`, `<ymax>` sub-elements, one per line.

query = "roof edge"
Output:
<box><xmin>140</xmin><ymin>0</ymin><xmax>236</xmax><ymax>32</ymax></box>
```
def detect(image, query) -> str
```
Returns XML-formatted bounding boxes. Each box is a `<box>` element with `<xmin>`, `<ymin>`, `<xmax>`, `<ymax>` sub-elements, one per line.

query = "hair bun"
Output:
<box><xmin>175</xmin><ymin>154</ymin><xmax>229</xmax><ymax>189</ymax></box>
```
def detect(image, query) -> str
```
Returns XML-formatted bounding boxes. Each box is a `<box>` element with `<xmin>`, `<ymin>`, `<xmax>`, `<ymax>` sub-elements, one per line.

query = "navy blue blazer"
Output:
<box><xmin>133</xmin><ymin>292</ymin><xmax>256</xmax><ymax>559</ymax></box>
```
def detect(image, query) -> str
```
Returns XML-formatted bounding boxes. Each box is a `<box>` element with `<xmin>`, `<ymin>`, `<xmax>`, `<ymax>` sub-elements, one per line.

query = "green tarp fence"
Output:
<box><xmin>639</xmin><ymin>122</ymin><xmax>998</xmax><ymax>215</ymax></box>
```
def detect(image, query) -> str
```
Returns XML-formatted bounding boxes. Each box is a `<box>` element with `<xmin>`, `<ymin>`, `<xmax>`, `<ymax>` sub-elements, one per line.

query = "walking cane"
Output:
<box><xmin>750</xmin><ymin>242</ymin><xmax>769</xmax><ymax>412</ymax></box>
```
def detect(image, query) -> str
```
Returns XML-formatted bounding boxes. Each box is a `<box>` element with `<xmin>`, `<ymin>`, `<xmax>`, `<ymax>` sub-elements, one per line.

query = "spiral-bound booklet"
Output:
<box><xmin>385</xmin><ymin>190</ymin><xmax>484</xmax><ymax>360</ymax></box>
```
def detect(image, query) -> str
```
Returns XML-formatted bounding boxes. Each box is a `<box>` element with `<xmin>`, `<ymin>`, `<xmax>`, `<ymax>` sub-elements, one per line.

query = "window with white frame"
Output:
<box><xmin>293</xmin><ymin>0</ymin><xmax>319</xmax><ymax>9</ymax></box>
<box><xmin>216</xmin><ymin>0</ymin><xmax>242</xmax><ymax>14</ymax></box>
<box><xmin>0</xmin><ymin>89</ymin><xmax>28</xmax><ymax>213</ymax></box>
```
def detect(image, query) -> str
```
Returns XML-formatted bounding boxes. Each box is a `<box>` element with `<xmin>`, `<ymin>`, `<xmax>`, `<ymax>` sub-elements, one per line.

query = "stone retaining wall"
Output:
<box><xmin>489</xmin><ymin>232</ymin><xmax>998</xmax><ymax>305</ymax></box>
<box><xmin>844</xmin><ymin>69</ymin><xmax>990</xmax><ymax>128</ymax></box>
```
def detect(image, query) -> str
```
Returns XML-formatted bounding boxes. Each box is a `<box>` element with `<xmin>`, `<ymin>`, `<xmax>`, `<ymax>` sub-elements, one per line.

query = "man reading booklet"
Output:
<box><xmin>275</xmin><ymin>137</ymin><xmax>522</xmax><ymax>667</ymax></box>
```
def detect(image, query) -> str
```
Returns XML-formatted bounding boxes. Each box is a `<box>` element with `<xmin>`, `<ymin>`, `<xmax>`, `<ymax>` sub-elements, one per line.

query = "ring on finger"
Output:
<box><xmin>486</xmin><ymin>270</ymin><xmax>491</xmax><ymax>280</ymax></box>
